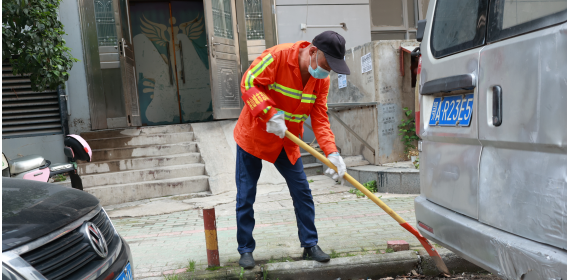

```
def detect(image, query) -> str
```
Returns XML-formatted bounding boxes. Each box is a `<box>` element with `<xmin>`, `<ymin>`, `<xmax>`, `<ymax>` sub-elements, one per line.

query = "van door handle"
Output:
<box><xmin>492</xmin><ymin>85</ymin><xmax>502</xmax><ymax>126</ymax></box>
<box><xmin>420</xmin><ymin>74</ymin><xmax>477</xmax><ymax>95</ymax></box>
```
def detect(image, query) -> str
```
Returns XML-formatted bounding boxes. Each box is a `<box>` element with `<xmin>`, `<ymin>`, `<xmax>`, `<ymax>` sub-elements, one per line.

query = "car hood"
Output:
<box><xmin>2</xmin><ymin>178</ymin><xmax>99</xmax><ymax>251</ymax></box>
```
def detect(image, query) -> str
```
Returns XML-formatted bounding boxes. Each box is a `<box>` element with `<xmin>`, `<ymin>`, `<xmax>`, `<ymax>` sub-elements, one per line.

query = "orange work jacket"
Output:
<box><xmin>234</xmin><ymin>41</ymin><xmax>338</xmax><ymax>165</ymax></box>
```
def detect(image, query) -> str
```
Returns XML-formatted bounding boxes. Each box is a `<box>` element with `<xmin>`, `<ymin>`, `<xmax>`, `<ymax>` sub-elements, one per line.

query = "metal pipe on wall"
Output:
<box><xmin>65</xmin><ymin>80</ymin><xmax>71</xmax><ymax>116</ymax></box>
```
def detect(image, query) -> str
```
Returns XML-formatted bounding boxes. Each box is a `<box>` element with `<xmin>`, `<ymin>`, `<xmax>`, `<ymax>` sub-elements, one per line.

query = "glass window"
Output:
<box><xmin>94</xmin><ymin>0</ymin><xmax>118</xmax><ymax>46</ymax></box>
<box><xmin>245</xmin><ymin>0</ymin><xmax>264</xmax><ymax>40</ymax></box>
<box><xmin>488</xmin><ymin>0</ymin><xmax>566</xmax><ymax>42</ymax></box>
<box><xmin>430</xmin><ymin>0</ymin><xmax>488</xmax><ymax>58</ymax></box>
<box><xmin>212</xmin><ymin>0</ymin><xmax>234</xmax><ymax>39</ymax></box>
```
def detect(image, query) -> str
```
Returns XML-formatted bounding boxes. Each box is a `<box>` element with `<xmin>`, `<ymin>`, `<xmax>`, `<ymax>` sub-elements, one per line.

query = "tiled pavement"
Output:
<box><xmin>109</xmin><ymin>176</ymin><xmax>420</xmax><ymax>279</ymax></box>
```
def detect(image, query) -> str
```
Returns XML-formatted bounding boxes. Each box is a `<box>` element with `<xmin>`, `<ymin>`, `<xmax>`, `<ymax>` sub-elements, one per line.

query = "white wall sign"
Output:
<box><xmin>338</xmin><ymin>74</ymin><xmax>347</xmax><ymax>89</ymax></box>
<box><xmin>361</xmin><ymin>52</ymin><xmax>372</xmax><ymax>74</ymax></box>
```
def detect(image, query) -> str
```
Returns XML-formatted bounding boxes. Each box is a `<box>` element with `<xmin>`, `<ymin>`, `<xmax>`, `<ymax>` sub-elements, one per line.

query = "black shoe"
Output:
<box><xmin>239</xmin><ymin>252</ymin><xmax>255</xmax><ymax>269</ymax></box>
<box><xmin>303</xmin><ymin>245</ymin><xmax>330</xmax><ymax>262</ymax></box>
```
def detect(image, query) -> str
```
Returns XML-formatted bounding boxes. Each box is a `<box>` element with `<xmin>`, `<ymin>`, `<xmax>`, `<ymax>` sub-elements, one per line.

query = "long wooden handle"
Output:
<box><xmin>285</xmin><ymin>131</ymin><xmax>406</xmax><ymax>224</ymax></box>
<box><xmin>286</xmin><ymin>131</ymin><xmax>450</xmax><ymax>274</ymax></box>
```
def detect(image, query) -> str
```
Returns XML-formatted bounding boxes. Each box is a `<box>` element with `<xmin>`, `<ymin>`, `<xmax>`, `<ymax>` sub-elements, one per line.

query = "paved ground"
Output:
<box><xmin>108</xmin><ymin>175</ymin><xmax>421</xmax><ymax>279</ymax></box>
<box><xmin>381</xmin><ymin>274</ymin><xmax>502</xmax><ymax>280</ymax></box>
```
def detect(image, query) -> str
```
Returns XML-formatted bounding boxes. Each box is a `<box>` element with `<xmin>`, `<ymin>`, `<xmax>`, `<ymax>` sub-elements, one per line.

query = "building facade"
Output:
<box><xmin>3</xmin><ymin>0</ymin><xmax>428</xmax><ymax>162</ymax></box>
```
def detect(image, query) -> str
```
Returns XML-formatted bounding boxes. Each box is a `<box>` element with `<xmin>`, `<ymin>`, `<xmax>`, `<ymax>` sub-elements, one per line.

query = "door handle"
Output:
<box><xmin>120</xmin><ymin>38</ymin><xmax>128</xmax><ymax>57</ymax></box>
<box><xmin>165</xmin><ymin>41</ymin><xmax>173</xmax><ymax>85</ymax></box>
<box><xmin>210</xmin><ymin>36</ymin><xmax>217</xmax><ymax>58</ymax></box>
<box><xmin>179</xmin><ymin>40</ymin><xmax>185</xmax><ymax>84</ymax></box>
<box><xmin>421</xmin><ymin>74</ymin><xmax>477</xmax><ymax>95</ymax></box>
<box><xmin>119</xmin><ymin>39</ymin><xmax>124</xmax><ymax>56</ymax></box>
<box><xmin>492</xmin><ymin>85</ymin><xmax>502</xmax><ymax>126</ymax></box>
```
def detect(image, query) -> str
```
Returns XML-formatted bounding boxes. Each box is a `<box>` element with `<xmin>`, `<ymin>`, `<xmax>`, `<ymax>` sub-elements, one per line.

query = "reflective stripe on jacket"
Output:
<box><xmin>234</xmin><ymin>41</ymin><xmax>338</xmax><ymax>165</ymax></box>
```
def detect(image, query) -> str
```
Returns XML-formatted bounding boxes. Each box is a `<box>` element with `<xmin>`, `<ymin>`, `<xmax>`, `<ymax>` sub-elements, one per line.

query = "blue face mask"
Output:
<box><xmin>308</xmin><ymin>51</ymin><xmax>330</xmax><ymax>79</ymax></box>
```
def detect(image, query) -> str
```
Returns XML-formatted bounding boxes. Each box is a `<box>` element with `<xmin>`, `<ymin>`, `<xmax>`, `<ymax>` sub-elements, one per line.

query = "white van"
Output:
<box><xmin>414</xmin><ymin>0</ymin><xmax>566</xmax><ymax>279</ymax></box>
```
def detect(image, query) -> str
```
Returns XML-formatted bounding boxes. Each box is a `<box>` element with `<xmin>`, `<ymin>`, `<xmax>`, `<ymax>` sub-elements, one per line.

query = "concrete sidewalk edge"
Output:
<box><xmin>261</xmin><ymin>251</ymin><xmax>418</xmax><ymax>280</ymax></box>
<box><xmin>176</xmin><ymin>248</ymin><xmax>486</xmax><ymax>280</ymax></box>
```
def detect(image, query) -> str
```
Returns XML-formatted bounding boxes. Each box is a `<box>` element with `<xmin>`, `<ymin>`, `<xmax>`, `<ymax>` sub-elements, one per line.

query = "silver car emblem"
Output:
<box><xmin>83</xmin><ymin>222</ymin><xmax>108</xmax><ymax>258</ymax></box>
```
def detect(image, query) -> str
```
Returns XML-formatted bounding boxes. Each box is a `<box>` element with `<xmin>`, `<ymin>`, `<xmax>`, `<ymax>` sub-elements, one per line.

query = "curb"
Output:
<box><xmin>261</xmin><ymin>251</ymin><xmax>418</xmax><ymax>280</ymax></box>
<box><xmin>176</xmin><ymin>248</ymin><xmax>485</xmax><ymax>280</ymax></box>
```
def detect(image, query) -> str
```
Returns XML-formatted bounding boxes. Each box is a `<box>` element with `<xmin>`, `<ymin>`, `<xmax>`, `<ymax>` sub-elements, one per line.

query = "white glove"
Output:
<box><xmin>266</xmin><ymin>111</ymin><xmax>287</xmax><ymax>138</ymax></box>
<box><xmin>326</xmin><ymin>152</ymin><xmax>346</xmax><ymax>184</ymax></box>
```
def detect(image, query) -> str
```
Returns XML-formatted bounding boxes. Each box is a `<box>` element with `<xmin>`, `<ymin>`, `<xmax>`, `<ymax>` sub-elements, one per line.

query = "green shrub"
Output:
<box><xmin>398</xmin><ymin>107</ymin><xmax>420</xmax><ymax>156</ymax></box>
<box><xmin>186</xmin><ymin>259</ymin><xmax>196</xmax><ymax>272</ymax></box>
<box><xmin>3</xmin><ymin>0</ymin><xmax>78</xmax><ymax>92</ymax></box>
<box><xmin>349</xmin><ymin>180</ymin><xmax>377</xmax><ymax>198</ymax></box>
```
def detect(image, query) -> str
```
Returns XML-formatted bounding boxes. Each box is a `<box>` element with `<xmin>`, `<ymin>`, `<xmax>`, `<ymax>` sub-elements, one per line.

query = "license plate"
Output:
<box><xmin>116</xmin><ymin>263</ymin><xmax>133</xmax><ymax>280</ymax></box>
<box><xmin>428</xmin><ymin>94</ymin><xmax>474</xmax><ymax>127</ymax></box>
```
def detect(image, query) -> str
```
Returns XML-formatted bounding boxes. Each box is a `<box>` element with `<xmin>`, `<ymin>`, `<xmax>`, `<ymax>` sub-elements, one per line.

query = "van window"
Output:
<box><xmin>488</xmin><ymin>0</ymin><xmax>567</xmax><ymax>42</ymax></box>
<box><xmin>430</xmin><ymin>0</ymin><xmax>488</xmax><ymax>58</ymax></box>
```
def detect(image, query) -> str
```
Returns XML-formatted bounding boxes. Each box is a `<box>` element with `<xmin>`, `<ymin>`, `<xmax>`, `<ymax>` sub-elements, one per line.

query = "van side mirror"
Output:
<box><xmin>416</xmin><ymin>20</ymin><xmax>427</xmax><ymax>42</ymax></box>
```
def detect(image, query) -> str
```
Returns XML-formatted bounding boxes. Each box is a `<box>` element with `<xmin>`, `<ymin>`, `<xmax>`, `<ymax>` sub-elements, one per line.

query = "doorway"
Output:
<box><xmin>129</xmin><ymin>0</ymin><xmax>213</xmax><ymax>125</ymax></box>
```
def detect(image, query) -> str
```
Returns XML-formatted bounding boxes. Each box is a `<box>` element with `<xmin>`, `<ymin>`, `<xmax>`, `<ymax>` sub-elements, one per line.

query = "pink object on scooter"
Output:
<box><xmin>22</xmin><ymin>167</ymin><xmax>50</xmax><ymax>182</ymax></box>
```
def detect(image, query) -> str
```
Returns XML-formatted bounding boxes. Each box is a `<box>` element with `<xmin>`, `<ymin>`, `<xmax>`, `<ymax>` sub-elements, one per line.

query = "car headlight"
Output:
<box><xmin>2</xmin><ymin>264</ymin><xmax>24</xmax><ymax>280</ymax></box>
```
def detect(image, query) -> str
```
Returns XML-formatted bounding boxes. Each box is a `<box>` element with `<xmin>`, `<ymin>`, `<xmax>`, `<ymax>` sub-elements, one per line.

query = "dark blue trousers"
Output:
<box><xmin>235</xmin><ymin>144</ymin><xmax>318</xmax><ymax>254</ymax></box>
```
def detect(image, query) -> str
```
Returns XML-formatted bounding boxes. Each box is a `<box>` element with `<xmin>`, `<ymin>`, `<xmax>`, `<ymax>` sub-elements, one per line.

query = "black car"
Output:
<box><xmin>2</xmin><ymin>178</ymin><xmax>133</xmax><ymax>280</ymax></box>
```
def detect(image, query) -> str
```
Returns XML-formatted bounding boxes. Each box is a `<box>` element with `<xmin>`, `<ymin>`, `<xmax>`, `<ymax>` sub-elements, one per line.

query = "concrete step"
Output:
<box><xmin>344</xmin><ymin>155</ymin><xmax>370</xmax><ymax>167</ymax></box>
<box><xmin>347</xmin><ymin>162</ymin><xmax>419</xmax><ymax>194</ymax></box>
<box><xmin>301</xmin><ymin>152</ymin><xmax>317</xmax><ymax>164</ymax></box>
<box><xmin>301</xmin><ymin>152</ymin><xmax>368</xmax><ymax>166</ymax></box>
<box><xmin>81</xmin><ymin>124</ymin><xmax>193</xmax><ymax>140</ymax></box>
<box><xmin>85</xmin><ymin>175</ymin><xmax>209</xmax><ymax>206</ymax></box>
<box><xmin>91</xmin><ymin>142</ymin><xmax>198</xmax><ymax>162</ymax></box>
<box><xmin>86</xmin><ymin>132</ymin><xmax>194</xmax><ymax>150</ymax></box>
<box><xmin>79</xmin><ymin>153</ymin><xmax>201</xmax><ymax>175</ymax></box>
<box><xmin>299</xmin><ymin>143</ymin><xmax>321</xmax><ymax>154</ymax></box>
<box><xmin>304</xmin><ymin>163</ymin><xmax>324</xmax><ymax>176</ymax></box>
<box><xmin>81</xmin><ymin>163</ymin><xmax>205</xmax><ymax>188</ymax></box>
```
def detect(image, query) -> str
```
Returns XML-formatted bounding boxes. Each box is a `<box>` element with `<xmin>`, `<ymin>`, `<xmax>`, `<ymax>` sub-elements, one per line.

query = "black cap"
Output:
<box><xmin>312</xmin><ymin>31</ymin><xmax>350</xmax><ymax>75</ymax></box>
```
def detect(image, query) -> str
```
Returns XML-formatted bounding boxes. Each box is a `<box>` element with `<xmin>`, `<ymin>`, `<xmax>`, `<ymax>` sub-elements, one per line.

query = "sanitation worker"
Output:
<box><xmin>233</xmin><ymin>31</ymin><xmax>351</xmax><ymax>269</ymax></box>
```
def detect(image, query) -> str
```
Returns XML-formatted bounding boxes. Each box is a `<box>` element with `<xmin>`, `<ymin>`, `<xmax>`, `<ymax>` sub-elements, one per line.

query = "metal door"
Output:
<box><xmin>477</xmin><ymin>3</ymin><xmax>567</xmax><ymax>250</ymax></box>
<box><xmin>129</xmin><ymin>1</ymin><xmax>214</xmax><ymax>125</ymax></box>
<box><xmin>418</xmin><ymin>0</ymin><xmax>488</xmax><ymax>219</ymax></box>
<box><xmin>129</xmin><ymin>2</ymin><xmax>182</xmax><ymax>125</ymax></box>
<box><xmin>116</xmin><ymin>0</ymin><xmax>142</xmax><ymax>126</ymax></box>
<box><xmin>171</xmin><ymin>1</ymin><xmax>214</xmax><ymax>123</ymax></box>
<box><xmin>203</xmin><ymin>0</ymin><xmax>242</xmax><ymax>119</ymax></box>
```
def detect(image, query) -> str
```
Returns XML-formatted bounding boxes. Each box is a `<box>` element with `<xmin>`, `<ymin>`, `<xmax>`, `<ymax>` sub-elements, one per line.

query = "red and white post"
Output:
<box><xmin>203</xmin><ymin>208</ymin><xmax>220</xmax><ymax>267</ymax></box>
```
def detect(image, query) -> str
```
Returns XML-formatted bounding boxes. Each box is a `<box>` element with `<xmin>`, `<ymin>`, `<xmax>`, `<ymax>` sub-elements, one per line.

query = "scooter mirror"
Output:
<box><xmin>2</xmin><ymin>153</ymin><xmax>10</xmax><ymax>177</ymax></box>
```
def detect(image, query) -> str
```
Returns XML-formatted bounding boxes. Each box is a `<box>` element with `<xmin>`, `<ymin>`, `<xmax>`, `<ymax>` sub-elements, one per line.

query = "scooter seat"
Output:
<box><xmin>9</xmin><ymin>155</ymin><xmax>46</xmax><ymax>175</ymax></box>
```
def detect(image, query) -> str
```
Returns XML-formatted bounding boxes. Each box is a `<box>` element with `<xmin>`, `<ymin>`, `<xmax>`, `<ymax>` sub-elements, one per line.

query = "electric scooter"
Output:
<box><xmin>2</xmin><ymin>135</ymin><xmax>92</xmax><ymax>190</ymax></box>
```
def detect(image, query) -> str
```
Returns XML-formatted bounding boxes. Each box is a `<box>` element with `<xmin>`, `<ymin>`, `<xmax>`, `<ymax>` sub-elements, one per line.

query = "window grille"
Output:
<box><xmin>212</xmin><ymin>0</ymin><xmax>234</xmax><ymax>39</ymax></box>
<box><xmin>94</xmin><ymin>0</ymin><xmax>118</xmax><ymax>46</ymax></box>
<box><xmin>245</xmin><ymin>0</ymin><xmax>264</xmax><ymax>40</ymax></box>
